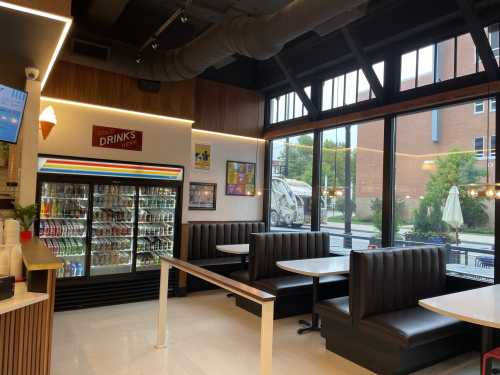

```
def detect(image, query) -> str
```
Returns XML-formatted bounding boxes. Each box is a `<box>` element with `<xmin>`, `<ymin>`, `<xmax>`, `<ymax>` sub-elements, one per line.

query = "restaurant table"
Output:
<box><xmin>276</xmin><ymin>256</ymin><xmax>350</xmax><ymax>334</ymax></box>
<box><xmin>216</xmin><ymin>244</ymin><xmax>249</xmax><ymax>269</ymax></box>
<box><xmin>420</xmin><ymin>284</ymin><xmax>500</xmax><ymax>374</ymax></box>
<box><xmin>216</xmin><ymin>244</ymin><xmax>249</xmax><ymax>298</ymax></box>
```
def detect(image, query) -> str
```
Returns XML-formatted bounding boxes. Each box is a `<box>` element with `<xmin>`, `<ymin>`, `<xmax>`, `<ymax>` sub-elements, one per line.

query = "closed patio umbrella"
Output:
<box><xmin>442</xmin><ymin>185</ymin><xmax>463</xmax><ymax>244</ymax></box>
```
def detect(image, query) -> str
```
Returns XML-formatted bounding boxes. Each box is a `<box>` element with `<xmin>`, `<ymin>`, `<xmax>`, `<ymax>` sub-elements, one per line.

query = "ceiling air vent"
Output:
<box><xmin>72</xmin><ymin>39</ymin><xmax>110</xmax><ymax>61</ymax></box>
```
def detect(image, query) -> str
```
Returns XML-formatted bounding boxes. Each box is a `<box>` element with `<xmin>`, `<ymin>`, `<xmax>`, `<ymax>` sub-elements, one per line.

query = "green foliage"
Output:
<box><xmin>13</xmin><ymin>203</ymin><xmax>37</xmax><ymax>231</ymax></box>
<box><xmin>278</xmin><ymin>134</ymin><xmax>357</xmax><ymax>190</ymax></box>
<box><xmin>371</xmin><ymin>198</ymin><xmax>406</xmax><ymax>234</ymax></box>
<box><xmin>414</xmin><ymin>149</ymin><xmax>488</xmax><ymax>234</ymax></box>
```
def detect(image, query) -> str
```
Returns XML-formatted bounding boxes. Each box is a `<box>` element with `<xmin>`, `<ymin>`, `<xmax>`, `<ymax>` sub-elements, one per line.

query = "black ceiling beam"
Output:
<box><xmin>456</xmin><ymin>0</ymin><xmax>499</xmax><ymax>80</ymax></box>
<box><xmin>273</xmin><ymin>54</ymin><xmax>320</xmax><ymax>120</ymax></box>
<box><xmin>341</xmin><ymin>26</ymin><xmax>385</xmax><ymax>101</ymax></box>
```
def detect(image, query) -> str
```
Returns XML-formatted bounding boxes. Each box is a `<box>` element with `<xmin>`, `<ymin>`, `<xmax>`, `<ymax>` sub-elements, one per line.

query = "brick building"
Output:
<box><xmin>356</xmin><ymin>31</ymin><xmax>498</xmax><ymax>226</ymax></box>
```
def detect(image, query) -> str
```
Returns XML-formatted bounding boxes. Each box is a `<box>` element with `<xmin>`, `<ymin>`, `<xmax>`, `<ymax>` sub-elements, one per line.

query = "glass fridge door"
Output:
<box><xmin>136</xmin><ymin>186</ymin><xmax>176</xmax><ymax>271</ymax></box>
<box><xmin>39</xmin><ymin>182</ymin><xmax>89</xmax><ymax>279</ymax></box>
<box><xmin>90</xmin><ymin>184</ymin><xmax>136</xmax><ymax>276</ymax></box>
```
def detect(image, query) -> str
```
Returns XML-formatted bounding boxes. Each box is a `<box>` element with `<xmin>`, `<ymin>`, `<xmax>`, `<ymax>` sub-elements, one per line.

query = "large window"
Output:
<box><xmin>394</xmin><ymin>99</ymin><xmax>496</xmax><ymax>282</ymax></box>
<box><xmin>321</xmin><ymin>62</ymin><xmax>384</xmax><ymax>112</ymax></box>
<box><xmin>320</xmin><ymin>120</ymin><xmax>384</xmax><ymax>255</ymax></box>
<box><xmin>269</xmin><ymin>86</ymin><xmax>311</xmax><ymax>125</ymax></box>
<box><xmin>270</xmin><ymin>134</ymin><xmax>314</xmax><ymax>230</ymax></box>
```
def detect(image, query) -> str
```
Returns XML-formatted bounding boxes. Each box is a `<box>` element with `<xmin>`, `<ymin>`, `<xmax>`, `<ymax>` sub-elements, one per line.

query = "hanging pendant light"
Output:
<box><xmin>39</xmin><ymin>105</ymin><xmax>57</xmax><ymax>140</ymax></box>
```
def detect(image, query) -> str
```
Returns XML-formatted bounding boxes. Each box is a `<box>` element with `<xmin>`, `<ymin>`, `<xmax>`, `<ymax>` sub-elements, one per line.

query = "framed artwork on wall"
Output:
<box><xmin>193</xmin><ymin>143</ymin><xmax>212</xmax><ymax>170</ymax></box>
<box><xmin>226</xmin><ymin>161</ymin><xmax>256</xmax><ymax>196</ymax></box>
<box><xmin>189</xmin><ymin>182</ymin><xmax>217</xmax><ymax>210</ymax></box>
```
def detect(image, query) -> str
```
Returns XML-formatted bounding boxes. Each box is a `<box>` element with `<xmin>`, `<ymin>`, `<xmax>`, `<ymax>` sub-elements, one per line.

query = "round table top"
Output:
<box><xmin>419</xmin><ymin>284</ymin><xmax>500</xmax><ymax>329</ymax></box>
<box><xmin>215</xmin><ymin>244</ymin><xmax>249</xmax><ymax>255</ymax></box>
<box><xmin>276</xmin><ymin>256</ymin><xmax>349</xmax><ymax>277</ymax></box>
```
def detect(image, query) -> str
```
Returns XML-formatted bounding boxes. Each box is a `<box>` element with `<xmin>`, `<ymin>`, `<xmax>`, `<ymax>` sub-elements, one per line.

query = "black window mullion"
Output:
<box><xmin>433</xmin><ymin>43</ymin><xmax>438</xmax><ymax>84</ymax></box>
<box><xmin>454</xmin><ymin>36</ymin><xmax>458</xmax><ymax>78</ymax></box>
<box><xmin>382</xmin><ymin>115</ymin><xmax>396</xmax><ymax>247</ymax></box>
<box><xmin>415</xmin><ymin>48</ymin><xmax>420</xmax><ymax>87</ymax></box>
<box><xmin>311</xmin><ymin>130</ymin><xmax>322</xmax><ymax>231</ymax></box>
<box><xmin>495</xmin><ymin>92</ymin><xmax>500</xmax><ymax>284</ymax></box>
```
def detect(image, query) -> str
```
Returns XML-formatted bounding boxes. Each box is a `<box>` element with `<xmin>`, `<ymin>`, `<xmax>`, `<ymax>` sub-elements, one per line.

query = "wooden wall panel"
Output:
<box><xmin>43</xmin><ymin>62</ymin><xmax>265</xmax><ymax>138</ymax></box>
<box><xmin>195</xmin><ymin>78</ymin><xmax>265</xmax><ymax>138</ymax></box>
<box><xmin>0</xmin><ymin>270</ymin><xmax>57</xmax><ymax>375</ymax></box>
<box><xmin>43</xmin><ymin>61</ymin><xmax>196</xmax><ymax>121</ymax></box>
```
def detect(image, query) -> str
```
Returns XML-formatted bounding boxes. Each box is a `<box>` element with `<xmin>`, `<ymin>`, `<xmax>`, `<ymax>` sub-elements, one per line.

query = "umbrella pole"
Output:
<box><xmin>455</xmin><ymin>227</ymin><xmax>459</xmax><ymax>245</ymax></box>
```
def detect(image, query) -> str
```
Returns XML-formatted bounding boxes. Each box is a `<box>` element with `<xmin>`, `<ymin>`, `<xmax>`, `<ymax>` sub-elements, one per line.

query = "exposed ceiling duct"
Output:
<box><xmin>64</xmin><ymin>0</ymin><xmax>370</xmax><ymax>82</ymax></box>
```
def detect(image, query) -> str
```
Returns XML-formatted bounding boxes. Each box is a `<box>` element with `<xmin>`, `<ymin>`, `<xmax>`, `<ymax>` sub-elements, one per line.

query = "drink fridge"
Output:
<box><xmin>36</xmin><ymin>156</ymin><xmax>183</xmax><ymax>310</ymax></box>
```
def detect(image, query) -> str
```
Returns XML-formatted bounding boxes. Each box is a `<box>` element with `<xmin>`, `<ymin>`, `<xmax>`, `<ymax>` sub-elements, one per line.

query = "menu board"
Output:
<box><xmin>0</xmin><ymin>84</ymin><xmax>27</xmax><ymax>143</ymax></box>
<box><xmin>226</xmin><ymin>161</ymin><xmax>256</xmax><ymax>196</ymax></box>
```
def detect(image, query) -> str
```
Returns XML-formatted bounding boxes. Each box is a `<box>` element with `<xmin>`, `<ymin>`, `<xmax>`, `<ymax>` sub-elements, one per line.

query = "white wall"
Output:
<box><xmin>17</xmin><ymin>80</ymin><xmax>41</xmax><ymax>206</ymax></box>
<box><xmin>38</xmin><ymin>99</ymin><xmax>264</xmax><ymax>223</ymax></box>
<box><xmin>187</xmin><ymin>130</ymin><xmax>264</xmax><ymax>222</ymax></box>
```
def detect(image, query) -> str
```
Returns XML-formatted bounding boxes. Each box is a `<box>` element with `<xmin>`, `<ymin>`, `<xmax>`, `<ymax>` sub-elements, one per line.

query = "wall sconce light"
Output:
<box><xmin>39</xmin><ymin>105</ymin><xmax>57</xmax><ymax>140</ymax></box>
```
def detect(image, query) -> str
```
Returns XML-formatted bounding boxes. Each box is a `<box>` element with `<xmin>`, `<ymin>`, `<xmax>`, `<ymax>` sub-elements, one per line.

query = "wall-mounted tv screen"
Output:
<box><xmin>0</xmin><ymin>83</ymin><xmax>28</xmax><ymax>144</ymax></box>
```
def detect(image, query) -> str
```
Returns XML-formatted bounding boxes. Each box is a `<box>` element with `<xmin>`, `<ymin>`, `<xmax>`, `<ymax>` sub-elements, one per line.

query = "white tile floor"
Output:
<box><xmin>52</xmin><ymin>290</ymin><xmax>482</xmax><ymax>375</ymax></box>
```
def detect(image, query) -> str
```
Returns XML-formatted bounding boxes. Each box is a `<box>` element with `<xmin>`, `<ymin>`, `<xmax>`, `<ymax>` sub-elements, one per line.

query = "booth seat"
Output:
<box><xmin>317</xmin><ymin>246</ymin><xmax>472</xmax><ymax>375</ymax></box>
<box><xmin>233</xmin><ymin>232</ymin><xmax>348</xmax><ymax>319</ymax></box>
<box><xmin>186</xmin><ymin>221</ymin><xmax>265</xmax><ymax>291</ymax></box>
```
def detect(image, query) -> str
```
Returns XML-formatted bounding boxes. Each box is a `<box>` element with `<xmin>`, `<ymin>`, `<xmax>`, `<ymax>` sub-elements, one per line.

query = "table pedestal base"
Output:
<box><xmin>297</xmin><ymin>319</ymin><xmax>320</xmax><ymax>334</ymax></box>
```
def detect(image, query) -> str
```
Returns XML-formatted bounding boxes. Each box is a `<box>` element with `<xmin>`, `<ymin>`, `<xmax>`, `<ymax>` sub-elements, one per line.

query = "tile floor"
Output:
<box><xmin>52</xmin><ymin>290</ymin><xmax>482</xmax><ymax>375</ymax></box>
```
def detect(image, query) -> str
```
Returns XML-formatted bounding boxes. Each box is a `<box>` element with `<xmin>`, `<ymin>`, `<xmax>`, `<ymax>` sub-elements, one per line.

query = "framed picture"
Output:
<box><xmin>226</xmin><ymin>161</ymin><xmax>256</xmax><ymax>196</ymax></box>
<box><xmin>189</xmin><ymin>182</ymin><xmax>217</xmax><ymax>210</ymax></box>
<box><xmin>193</xmin><ymin>143</ymin><xmax>212</xmax><ymax>170</ymax></box>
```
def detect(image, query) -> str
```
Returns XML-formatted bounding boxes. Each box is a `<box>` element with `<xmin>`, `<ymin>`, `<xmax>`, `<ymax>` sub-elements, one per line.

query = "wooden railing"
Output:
<box><xmin>156</xmin><ymin>256</ymin><xmax>276</xmax><ymax>375</ymax></box>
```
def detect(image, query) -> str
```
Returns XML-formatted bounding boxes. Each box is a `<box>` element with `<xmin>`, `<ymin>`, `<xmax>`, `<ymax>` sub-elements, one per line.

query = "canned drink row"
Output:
<box><xmin>40</xmin><ymin>220</ymin><xmax>86</xmax><ymax>238</ymax></box>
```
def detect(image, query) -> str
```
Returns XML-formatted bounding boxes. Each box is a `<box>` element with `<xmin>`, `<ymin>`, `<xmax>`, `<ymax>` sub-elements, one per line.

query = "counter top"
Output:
<box><xmin>0</xmin><ymin>282</ymin><xmax>48</xmax><ymax>315</ymax></box>
<box><xmin>22</xmin><ymin>238</ymin><xmax>64</xmax><ymax>271</ymax></box>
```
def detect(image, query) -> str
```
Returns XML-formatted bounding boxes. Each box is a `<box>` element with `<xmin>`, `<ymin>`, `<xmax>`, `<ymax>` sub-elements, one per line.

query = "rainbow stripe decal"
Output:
<box><xmin>37</xmin><ymin>157</ymin><xmax>183</xmax><ymax>181</ymax></box>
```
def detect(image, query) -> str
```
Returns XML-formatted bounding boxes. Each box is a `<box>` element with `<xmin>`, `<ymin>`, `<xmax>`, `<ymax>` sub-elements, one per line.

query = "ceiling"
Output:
<box><xmin>0</xmin><ymin>4</ymin><xmax>68</xmax><ymax>90</ymax></box>
<box><xmin>64</xmin><ymin>0</ymin><xmax>499</xmax><ymax>92</ymax></box>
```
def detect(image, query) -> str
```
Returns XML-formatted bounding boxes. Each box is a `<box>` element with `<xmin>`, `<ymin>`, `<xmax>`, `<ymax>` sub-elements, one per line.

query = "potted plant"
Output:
<box><xmin>13</xmin><ymin>203</ymin><xmax>37</xmax><ymax>241</ymax></box>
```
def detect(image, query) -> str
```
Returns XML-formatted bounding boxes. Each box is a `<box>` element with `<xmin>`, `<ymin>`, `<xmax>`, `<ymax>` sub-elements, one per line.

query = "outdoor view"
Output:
<box><xmin>394</xmin><ymin>99</ymin><xmax>496</xmax><ymax>283</ymax></box>
<box><xmin>270</xmin><ymin>98</ymin><xmax>496</xmax><ymax>282</ymax></box>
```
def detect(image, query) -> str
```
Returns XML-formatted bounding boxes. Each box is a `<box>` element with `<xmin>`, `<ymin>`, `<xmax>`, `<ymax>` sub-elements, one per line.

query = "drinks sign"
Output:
<box><xmin>92</xmin><ymin>125</ymin><xmax>142</xmax><ymax>151</ymax></box>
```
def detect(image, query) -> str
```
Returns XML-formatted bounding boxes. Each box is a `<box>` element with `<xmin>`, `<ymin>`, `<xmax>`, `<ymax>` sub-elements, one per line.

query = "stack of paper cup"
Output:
<box><xmin>4</xmin><ymin>219</ymin><xmax>20</xmax><ymax>245</ymax></box>
<box><xmin>0</xmin><ymin>245</ymin><xmax>10</xmax><ymax>276</ymax></box>
<box><xmin>10</xmin><ymin>244</ymin><xmax>22</xmax><ymax>281</ymax></box>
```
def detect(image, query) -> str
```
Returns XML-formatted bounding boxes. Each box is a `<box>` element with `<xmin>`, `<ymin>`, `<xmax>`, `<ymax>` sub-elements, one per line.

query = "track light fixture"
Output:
<box><xmin>151</xmin><ymin>39</ymin><xmax>160</xmax><ymax>51</ymax></box>
<box><xmin>135</xmin><ymin>53</ymin><xmax>143</xmax><ymax>64</ymax></box>
<box><xmin>180</xmin><ymin>12</ymin><xmax>188</xmax><ymax>23</ymax></box>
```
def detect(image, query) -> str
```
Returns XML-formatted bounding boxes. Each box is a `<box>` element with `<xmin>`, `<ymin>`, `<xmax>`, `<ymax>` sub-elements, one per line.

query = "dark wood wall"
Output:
<box><xmin>195</xmin><ymin>78</ymin><xmax>265</xmax><ymax>138</ymax></box>
<box><xmin>43</xmin><ymin>61</ymin><xmax>264</xmax><ymax>138</ymax></box>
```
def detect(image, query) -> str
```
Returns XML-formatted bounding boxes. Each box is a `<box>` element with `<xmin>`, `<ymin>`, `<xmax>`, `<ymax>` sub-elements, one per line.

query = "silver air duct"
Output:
<box><xmin>65</xmin><ymin>0</ymin><xmax>370</xmax><ymax>81</ymax></box>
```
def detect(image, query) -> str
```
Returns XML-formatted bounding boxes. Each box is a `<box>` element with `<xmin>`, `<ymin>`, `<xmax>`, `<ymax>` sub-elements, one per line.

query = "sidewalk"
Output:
<box><xmin>323</xmin><ymin>222</ymin><xmax>494</xmax><ymax>245</ymax></box>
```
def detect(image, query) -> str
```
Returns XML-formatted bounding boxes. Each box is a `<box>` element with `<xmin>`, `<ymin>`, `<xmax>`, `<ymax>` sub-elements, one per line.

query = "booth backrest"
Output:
<box><xmin>249</xmin><ymin>232</ymin><xmax>330</xmax><ymax>281</ymax></box>
<box><xmin>188</xmin><ymin>221</ymin><xmax>266</xmax><ymax>260</ymax></box>
<box><xmin>350</xmin><ymin>246</ymin><xmax>447</xmax><ymax>322</ymax></box>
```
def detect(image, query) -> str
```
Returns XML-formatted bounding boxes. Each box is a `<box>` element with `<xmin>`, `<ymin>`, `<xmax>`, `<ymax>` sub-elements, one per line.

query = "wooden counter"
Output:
<box><xmin>0</xmin><ymin>237</ymin><xmax>62</xmax><ymax>375</ymax></box>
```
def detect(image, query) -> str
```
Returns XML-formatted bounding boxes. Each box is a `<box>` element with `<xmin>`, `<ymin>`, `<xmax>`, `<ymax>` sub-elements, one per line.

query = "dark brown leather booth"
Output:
<box><xmin>186</xmin><ymin>221</ymin><xmax>266</xmax><ymax>291</ymax></box>
<box><xmin>317</xmin><ymin>246</ymin><xmax>472</xmax><ymax>375</ymax></box>
<box><xmin>233</xmin><ymin>232</ymin><xmax>348</xmax><ymax>319</ymax></box>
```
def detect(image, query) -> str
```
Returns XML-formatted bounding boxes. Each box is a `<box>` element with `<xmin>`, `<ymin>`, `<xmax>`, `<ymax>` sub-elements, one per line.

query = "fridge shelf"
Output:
<box><xmin>55</xmin><ymin>253</ymin><xmax>86</xmax><ymax>257</ymax></box>
<box><xmin>93</xmin><ymin>193</ymin><xmax>135</xmax><ymax>197</ymax></box>
<box><xmin>139</xmin><ymin>194</ymin><xmax>176</xmax><ymax>198</ymax></box>
<box><xmin>41</xmin><ymin>196</ymin><xmax>88</xmax><ymax>200</ymax></box>
<box><xmin>138</xmin><ymin>206</ymin><xmax>175</xmax><ymax>210</ymax></box>
<box><xmin>138</xmin><ymin>235</ymin><xmax>173</xmax><ymax>238</ymax></box>
<box><xmin>93</xmin><ymin>235</ymin><xmax>133</xmax><ymax>238</ymax></box>
<box><xmin>40</xmin><ymin>217</ymin><xmax>87</xmax><ymax>220</ymax></box>
<box><xmin>91</xmin><ymin>263</ymin><xmax>132</xmax><ymax>269</ymax></box>
<box><xmin>93</xmin><ymin>206</ymin><xmax>134</xmax><ymax>210</ymax></box>
<box><xmin>93</xmin><ymin>221</ymin><xmax>134</xmax><ymax>224</ymax></box>
<box><xmin>41</xmin><ymin>235</ymin><xmax>86</xmax><ymax>239</ymax></box>
<box><xmin>138</xmin><ymin>221</ymin><xmax>174</xmax><ymax>224</ymax></box>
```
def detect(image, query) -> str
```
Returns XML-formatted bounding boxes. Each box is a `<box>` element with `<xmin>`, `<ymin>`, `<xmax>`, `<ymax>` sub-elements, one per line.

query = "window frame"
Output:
<box><xmin>474</xmin><ymin>100</ymin><xmax>485</xmax><ymax>114</ymax></box>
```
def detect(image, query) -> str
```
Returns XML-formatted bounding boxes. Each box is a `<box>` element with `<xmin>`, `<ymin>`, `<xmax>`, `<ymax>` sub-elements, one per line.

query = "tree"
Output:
<box><xmin>371</xmin><ymin>198</ymin><xmax>406</xmax><ymax>236</ymax></box>
<box><xmin>414</xmin><ymin>149</ymin><xmax>488</xmax><ymax>233</ymax></box>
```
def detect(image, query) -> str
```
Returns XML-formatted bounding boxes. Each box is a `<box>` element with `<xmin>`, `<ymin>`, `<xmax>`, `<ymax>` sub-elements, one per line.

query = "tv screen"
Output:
<box><xmin>0</xmin><ymin>84</ymin><xmax>28</xmax><ymax>144</ymax></box>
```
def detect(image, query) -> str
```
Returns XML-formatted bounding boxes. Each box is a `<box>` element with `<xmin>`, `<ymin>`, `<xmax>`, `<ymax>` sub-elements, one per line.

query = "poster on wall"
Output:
<box><xmin>92</xmin><ymin>125</ymin><xmax>143</xmax><ymax>151</ymax></box>
<box><xmin>226</xmin><ymin>161</ymin><xmax>256</xmax><ymax>196</ymax></box>
<box><xmin>193</xmin><ymin>143</ymin><xmax>211</xmax><ymax>170</ymax></box>
<box><xmin>189</xmin><ymin>182</ymin><xmax>217</xmax><ymax>210</ymax></box>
